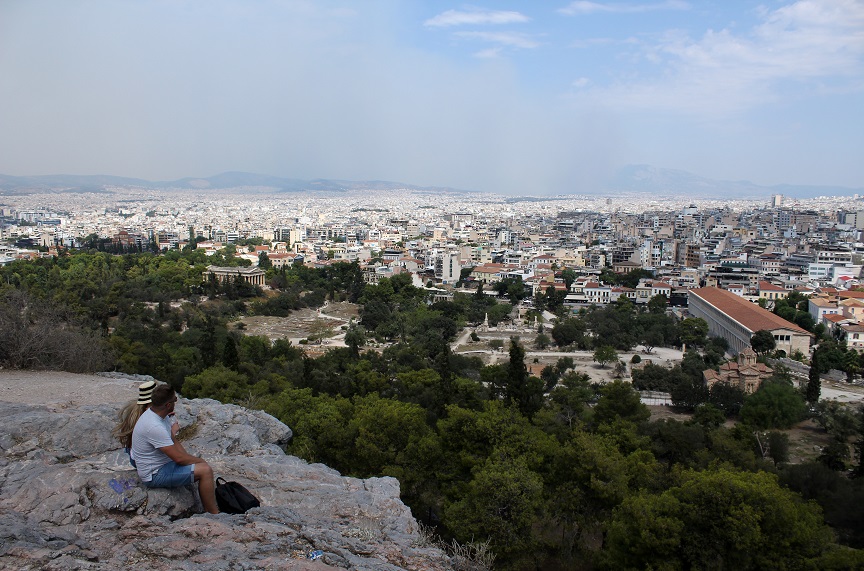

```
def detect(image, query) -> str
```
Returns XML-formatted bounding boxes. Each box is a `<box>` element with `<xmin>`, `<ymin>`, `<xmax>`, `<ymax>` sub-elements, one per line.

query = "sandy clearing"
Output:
<box><xmin>0</xmin><ymin>370</ymin><xmax>145</xmax><ymax>406</ymax></box>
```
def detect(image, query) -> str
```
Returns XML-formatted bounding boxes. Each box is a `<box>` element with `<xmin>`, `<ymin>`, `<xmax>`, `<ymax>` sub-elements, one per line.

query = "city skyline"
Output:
<box><xmin>2</xmin><ymin>1</ymin><xmax>863</xmax><ymax>194</ymax></box>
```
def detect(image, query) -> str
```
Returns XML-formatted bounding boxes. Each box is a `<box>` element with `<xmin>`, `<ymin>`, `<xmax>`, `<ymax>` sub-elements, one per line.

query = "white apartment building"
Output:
<box><xmin>434</xmin><ymin>251</ymin><xmax>461</xmax><ymax>284</ymax></box>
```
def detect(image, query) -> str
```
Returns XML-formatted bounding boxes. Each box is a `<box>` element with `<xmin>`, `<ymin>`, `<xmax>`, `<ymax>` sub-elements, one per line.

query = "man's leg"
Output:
<box><xmin>193</xmin><ymin>461</ymin><xmax>219</xmax><ymax>514</ymax></box>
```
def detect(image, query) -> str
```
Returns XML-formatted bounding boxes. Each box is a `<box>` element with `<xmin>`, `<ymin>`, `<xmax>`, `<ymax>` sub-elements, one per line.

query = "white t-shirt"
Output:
<box><xmin>130</xmin><ymin>409</ymin><xmax>175</xmax><ymax>482</ymax></box>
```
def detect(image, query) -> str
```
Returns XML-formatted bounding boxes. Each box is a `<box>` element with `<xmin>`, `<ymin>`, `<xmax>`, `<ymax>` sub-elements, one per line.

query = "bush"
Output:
<box><xmin>631</xmin><ymin>354</ymin><xmax>642</xmax><ymax>364</ymax></box>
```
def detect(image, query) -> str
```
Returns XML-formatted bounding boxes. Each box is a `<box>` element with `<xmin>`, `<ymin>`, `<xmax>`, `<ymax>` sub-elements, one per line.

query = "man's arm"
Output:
<box><xmin>158</xmin><ymin>444</ymin><xmax>207</xmax><ymax>466</ymax></box>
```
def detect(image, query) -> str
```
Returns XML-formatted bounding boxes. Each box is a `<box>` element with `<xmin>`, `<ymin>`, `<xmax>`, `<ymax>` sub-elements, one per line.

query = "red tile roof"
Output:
<box><xmin>690</xmin><ymin>287</ymin><xmax>810</xmax><ymax>334</ymax></box>
<box><xmin>758</xmin><ymin>280</ymin><xmax>786</xmax><ymax>291</ymax></box>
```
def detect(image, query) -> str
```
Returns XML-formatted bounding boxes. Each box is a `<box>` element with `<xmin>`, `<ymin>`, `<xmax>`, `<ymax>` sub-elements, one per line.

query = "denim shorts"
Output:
<box><xmin>144</xmin><ymin>461</ymin><xmax>194</xmax><ymax>488</ymax></box>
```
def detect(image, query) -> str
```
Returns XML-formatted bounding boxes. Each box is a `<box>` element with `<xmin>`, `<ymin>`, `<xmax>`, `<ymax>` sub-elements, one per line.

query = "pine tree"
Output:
<box><xmin>505</xmin><ymin>337</ymin><xmax>543</xmax><ymax>417</ymax></box>
<box><xmin>807</xmin><ymin>349</ymin><xmax>821</xmax><ymax>404</ymax></box>
<box><xmin>853</xmin><ymin>406</ymin><xmax>864</xmax><ymax>479</ymax></box>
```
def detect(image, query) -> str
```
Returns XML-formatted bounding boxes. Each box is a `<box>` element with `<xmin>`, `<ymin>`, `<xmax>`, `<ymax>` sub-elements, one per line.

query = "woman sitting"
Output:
<box><xmin>111</xmin><ymin>380</ymin><xmax>156</xmax><ymax>467</ymax></box>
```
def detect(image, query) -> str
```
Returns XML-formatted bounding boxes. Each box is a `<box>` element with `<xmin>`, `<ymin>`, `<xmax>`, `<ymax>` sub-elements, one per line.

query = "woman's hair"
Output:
<box><xmin>112</xmin><ymin>401</ymin><xmax>149</xmax><ymax>449</ymax></box>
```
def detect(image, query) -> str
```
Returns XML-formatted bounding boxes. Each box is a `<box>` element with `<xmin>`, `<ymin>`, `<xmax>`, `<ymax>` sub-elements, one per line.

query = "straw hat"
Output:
<box><xmin>137</xmin><ymin>380</ymin><xmax>157</xmax><ymax>405</ymax></box>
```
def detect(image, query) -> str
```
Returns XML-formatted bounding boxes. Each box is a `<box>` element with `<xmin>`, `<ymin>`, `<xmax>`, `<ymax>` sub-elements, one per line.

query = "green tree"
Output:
<box><xmin>547</xmin><ymin>430</ymin><xmax>635</xmax><ymax>557</ymax></box>
<box><xmin>222</xmin><ymin>335</ymin><xmax>239</xmax><ymax>370</ymax></box>
<box><xmin>808</xmin><ymin>349</ymin><xmax>822</xmax><ymax>403</ymax></box>
<box><xmin>551</xmin><ymin>318</ymin><xmax>586</xmax><ymax>348</ymax></box>
<box><xmin>819</xmin><ymin>440</ymin><xmax>851</xmax><ymax>471</ymax></box>
<box><xmin>257</xmin><ymin>251</ymin><xmax>272</xmax><ymax>269</ymax></box>
<box><xmin>639</xmin><ymin>328</ymin><xmax>663</xmax><ymax>354</ymax></box>
<box><xmin>603</xmin><ymin>468</ymin><xmax>834</xmax><ymax>570</ymax></box>
<box><xmin>690</xmin><ymin>403</ymin><xmax>725</xmax><ymax>429</ymax></box>
<box><xmin>670</xmin><ymin>376</ymin><xmax>710</xmax><ymax>411</ymax></box>
<box><xmin>349</xmin><ymin>394</ymin><xmax>432</xmax><ymax>476</ymax></box>
<box><xmin>767</xmin><ymin>431</ymin><xmax>790</xmax><ymax>466</ymax></box>
<box><xmin>561</xmin><ymin>268</ymin><xmax>578</xmax><ymax>290</ymax></box>
<box><xmin>853</xmin><ymin>405</ymin><xmax>864</xmax><ymax>479</ymax></box>
<box><xmin>182</xmin><ymin>364</ymin><xmax>251</xmax><ymax>402</ymax></box>
<box><xmin>534</xmin><ymin>332</ymin><xmax>551</xmax><ymax>349</ymax></box>
<box><xmin>678</xmin><ymin>317</ymin><xmax>709</xmax><ymax>348</ymax></box>
<box><xmin>646</xmin><ymin>293</ymin><xmax>668</xmax><ymax>314</ymax></box>
<box><xmin>444</xmin><ymin>456</ymin><xmax>544</xmax><ymax>563</ymax></box>
<box><xmin>751</xmin><ymin>329</ymin><xmax>776</xmax><ymax>355</ymax></box>
<box><xmin>593</xmin><ymin>379</ymin><xmax>650</xmax><ymax>426</ymax></box>
<box><xmin>504</xmin><ymin>338</ymin><xmax>544</xmax><ymax>418</ymax></box>
<box><xmin>344</xmin><ymin>324</ymin><xmax>366</xmax><ymax>358</ymax></box>
<box><xmin>548</xmin><ymin>372</ymin><xmax>595</xmax><ymax>427</ymax></box>
<box><xmin>708</xmin><ymin>382</ymin><xmax>746</xmax><ymax>417</ymax></box>
<box><xmin>740</xmin><ymin>381</ymin><xmax>808</xmax><ymax>429</ymax></box>
<box><xmin>593</xmin><ymin>345</ymin><xmax>618</xmax><ymax>368</ymax></box>
<box><xmin>587</xmin><ymin>301</ymin><xmax>637</xmax><ymax>350</ymax></box>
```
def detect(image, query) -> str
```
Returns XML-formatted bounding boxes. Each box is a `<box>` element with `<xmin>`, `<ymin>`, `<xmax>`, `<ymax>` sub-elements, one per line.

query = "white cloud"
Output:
<box><xmin>455</xmin><ymin>31</ymin><xmax>541</xmax><ymax>49</ymax></box>
<box><xmin>558</xmin><ymin>1</ymin><xmax>689</xmax><ymax>16</ymax></box>
<box><xmin>474</xmin><ymin>47</ymin><xmax>503</xmax><ymax>59</ymax></box>
<box><xmin>575</xmin><ymin>0</ymin><xmax>864</xmax><ymax>115</ymax></box>
<box><xmin>424</xmin><ymin>9</ymin><xmax>530</xmax><ymax>28</ymax></box>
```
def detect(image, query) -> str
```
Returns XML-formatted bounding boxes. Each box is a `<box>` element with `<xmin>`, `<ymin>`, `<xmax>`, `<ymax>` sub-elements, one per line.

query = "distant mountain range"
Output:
<box><xmin>0</xmin><ymin>171</ymin><xmax>459</xmax><ymax>196</ymax></box>
<box><xmin>0</xmin><ymin>166</ymin><xmax>860</xmax><ymax>199</ymax></box>
<box><xmin>606</xmin><ymin>165</ymin><xmax>862</xmax><ymax>200</ymax></box>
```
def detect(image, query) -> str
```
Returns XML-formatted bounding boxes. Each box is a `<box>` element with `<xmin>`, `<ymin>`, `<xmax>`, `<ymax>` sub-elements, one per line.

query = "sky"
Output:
<box><xmin>1</xmin><ymin>0</ymin><xmax>862</xmax><ymax>195</ymax></box>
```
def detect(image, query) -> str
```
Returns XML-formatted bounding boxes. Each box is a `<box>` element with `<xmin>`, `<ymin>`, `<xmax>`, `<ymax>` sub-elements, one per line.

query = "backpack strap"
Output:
<box><xmin>216</xmin><ymin>477</ymin><xmax>227</xmax><ymax>486</ymax></box>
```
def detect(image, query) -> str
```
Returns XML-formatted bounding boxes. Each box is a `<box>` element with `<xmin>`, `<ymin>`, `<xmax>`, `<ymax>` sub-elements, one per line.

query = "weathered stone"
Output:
<box><xmin>0</xmin><ymin>399</ymin><xmax>450</xmax><ymax>570</ymax></box>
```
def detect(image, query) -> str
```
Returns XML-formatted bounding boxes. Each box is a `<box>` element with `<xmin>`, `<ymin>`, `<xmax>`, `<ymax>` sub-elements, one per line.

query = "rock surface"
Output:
<box><xmin>0</xmin><ymin>393</ymin><xmax>449</xmax><ymax>570</ymax></box>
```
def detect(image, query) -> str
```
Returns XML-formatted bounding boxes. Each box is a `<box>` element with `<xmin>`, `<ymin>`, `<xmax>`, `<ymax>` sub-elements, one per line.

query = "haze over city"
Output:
<box><xmin>2</xmin><ymin>0</ymin><xmax>863</xmax><ymax>195</ymax></box>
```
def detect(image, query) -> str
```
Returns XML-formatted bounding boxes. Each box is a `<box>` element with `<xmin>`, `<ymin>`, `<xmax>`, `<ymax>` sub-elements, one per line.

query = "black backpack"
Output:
<box><xmin>214</xmin><ymin>477</ymin><xmax>260</xmax><ymax>514</ymax></box>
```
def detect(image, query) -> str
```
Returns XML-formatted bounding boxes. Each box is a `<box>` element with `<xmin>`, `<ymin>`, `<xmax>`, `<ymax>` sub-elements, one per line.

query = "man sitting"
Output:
<box><xmin>131</xmin><ymin>384</ymin><xmax>219</xmax><ymax>514</ymax></box>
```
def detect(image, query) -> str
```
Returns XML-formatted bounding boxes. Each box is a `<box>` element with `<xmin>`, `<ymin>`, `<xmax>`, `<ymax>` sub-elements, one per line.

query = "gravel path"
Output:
<box><xmin>0</xmin><ymin>370</ymin><xmax>147</xmax><ymax>406</ymax></box>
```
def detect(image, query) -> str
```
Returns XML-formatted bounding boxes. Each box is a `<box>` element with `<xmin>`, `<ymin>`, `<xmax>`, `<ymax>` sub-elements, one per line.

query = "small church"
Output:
<box><xmin>703</xmin><ymin>347</ymin><xmax>773</xmax><ymax>394</ymax></box>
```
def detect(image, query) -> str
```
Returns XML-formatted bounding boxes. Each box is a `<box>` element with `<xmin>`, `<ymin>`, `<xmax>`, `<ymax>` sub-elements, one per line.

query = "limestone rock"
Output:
<box><xmin>0</xmin><ymin>399</ymin><xmax>450</xmax><ymax>570</ymax></box>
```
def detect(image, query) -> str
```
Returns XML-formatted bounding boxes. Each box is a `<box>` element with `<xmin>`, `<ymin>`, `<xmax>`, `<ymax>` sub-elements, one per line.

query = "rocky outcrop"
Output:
<box><xmin>0</xmin><ymin>398</ymin><xmax>450</xmax><ymax>570</ymax></box>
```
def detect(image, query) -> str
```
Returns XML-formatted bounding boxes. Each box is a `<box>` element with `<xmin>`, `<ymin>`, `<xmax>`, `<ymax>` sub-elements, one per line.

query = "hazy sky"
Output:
<box><xmin>1</xmin><ymin>1</ymin><xmax>862</xmax><ymax>194</ymax></box>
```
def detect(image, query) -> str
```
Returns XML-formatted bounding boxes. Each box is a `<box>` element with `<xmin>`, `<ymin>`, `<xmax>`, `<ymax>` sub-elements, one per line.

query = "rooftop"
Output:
<box><xmin>690</xmin><ymin>287</ymin><xmax>810</xmax><ymax>334</ymax></box>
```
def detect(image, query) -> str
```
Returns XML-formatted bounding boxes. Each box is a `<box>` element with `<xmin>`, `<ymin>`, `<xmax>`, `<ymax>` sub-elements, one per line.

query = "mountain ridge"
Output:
<box><xmin>0</xmin><ymin>166</ymin><xmax>860</xmax><ymax>199</ymax></box>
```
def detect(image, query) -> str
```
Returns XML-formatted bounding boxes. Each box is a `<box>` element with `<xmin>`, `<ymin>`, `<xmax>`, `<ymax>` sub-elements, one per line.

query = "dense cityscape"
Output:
<box><xmin>4</xmin><ymin>187</ymin><xmax>864</xmax><ymax>298</ymax></box>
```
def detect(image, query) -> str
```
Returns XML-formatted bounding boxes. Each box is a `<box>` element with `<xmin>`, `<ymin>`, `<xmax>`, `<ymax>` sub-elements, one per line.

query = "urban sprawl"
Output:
<box><xmin>4</xmin><ymin>187</ymin><xmax>864</xmax><ymax>369</ymax></box>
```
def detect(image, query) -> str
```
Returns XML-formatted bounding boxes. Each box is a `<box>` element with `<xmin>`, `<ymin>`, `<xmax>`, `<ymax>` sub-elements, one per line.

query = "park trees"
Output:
<box><xmin>632</xmin><ymin>363</ymin><xmax>689</xmax><ymax>393</ymax></box>
<box><xmin>603</xmin><ymin>468</ymin><xmax>834</xmax><ymax>570</ymax></box>
<box><xmin>587</xmin><ymin>300</ymin><xmax>638</xmax><ymax>350</ymax></box>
